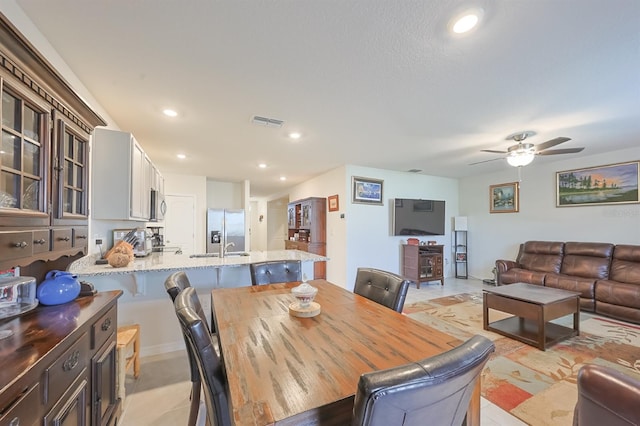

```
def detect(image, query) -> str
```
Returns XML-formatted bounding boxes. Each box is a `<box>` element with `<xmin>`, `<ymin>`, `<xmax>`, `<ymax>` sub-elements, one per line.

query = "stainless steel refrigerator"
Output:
<box><xmin>206</xmin><ymin>209</ymin><xmax>246</xmax><ymax>254</ymax></box>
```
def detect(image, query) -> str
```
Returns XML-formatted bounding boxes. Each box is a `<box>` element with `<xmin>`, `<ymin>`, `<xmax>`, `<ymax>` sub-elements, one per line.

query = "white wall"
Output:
<box><xmin>344</xmin><ymin>166</ymin><xmax>459</xmax><ymax>289</ymax></box>
<box><xmin>206</xmin><ymin>179</ymin><xmax>244</xmax><ymax>209</ymax></box>
<box><xmin>288</xmin><ymin>165</ymin><xmax>460</xmax><ymax>289</ymax></box>
<box><xmin>266</xmin><ymin>197</ymin><xmax>288</xmax><ymax>250</ymax></box>
<box><xmin>459</xmin><ymin>146</ymin><xmax>640</xmax><ymax>281</ymax></box>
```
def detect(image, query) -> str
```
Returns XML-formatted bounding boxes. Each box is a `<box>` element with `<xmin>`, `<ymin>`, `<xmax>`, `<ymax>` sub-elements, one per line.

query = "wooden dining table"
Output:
<box><xmin>211</xmin><ymin>280</ymin><xmax>481</xmax><ymax>426</ymax></box>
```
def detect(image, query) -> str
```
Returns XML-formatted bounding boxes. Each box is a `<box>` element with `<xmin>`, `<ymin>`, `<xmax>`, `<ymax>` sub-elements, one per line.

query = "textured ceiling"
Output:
<box><xmin>14</xmin><ymin>0</ymin><xmax>640</xmax><ymax>197</ymax></box>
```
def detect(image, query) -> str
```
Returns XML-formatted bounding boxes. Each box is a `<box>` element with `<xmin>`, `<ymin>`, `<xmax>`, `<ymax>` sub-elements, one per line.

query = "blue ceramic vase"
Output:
<box><xmin>37</xmin><ymin>270</ymin><xmax>81</xmax><ymax>306</ymax></box>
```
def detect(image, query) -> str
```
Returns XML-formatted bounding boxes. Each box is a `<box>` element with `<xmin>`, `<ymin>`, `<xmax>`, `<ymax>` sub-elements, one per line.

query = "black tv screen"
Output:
<box><xmin>393</xmin><ymin>199</ymin><xmax>446</xmax><ymax>236</ymax></box>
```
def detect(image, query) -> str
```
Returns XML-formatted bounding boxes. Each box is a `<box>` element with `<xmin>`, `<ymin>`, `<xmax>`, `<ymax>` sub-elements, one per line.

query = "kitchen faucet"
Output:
<box><xmin>219</xmin><ymin>242</ymin><xmax>235</xmax><ymax>258</ymax></box>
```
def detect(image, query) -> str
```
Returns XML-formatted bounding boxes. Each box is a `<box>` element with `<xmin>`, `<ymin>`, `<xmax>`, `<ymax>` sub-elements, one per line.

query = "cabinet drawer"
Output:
<box><xmin>73</xmin><ymin>227</ymin><xmax>89</xmax><ymax>248</ymax></box>
<box><xmin>0</xmin><ymin>232</ymin><xmax>33</xmax><ymax>261</ymax></box>
<box><xmin>44</xmin><ymin>332</ymin><xmax>90</xmax><ymax>406</ymax></box>
<box><xmin>51</xmin><ymin>228</ymin><xmax>73</xmax><ymax>251</ymax></box>
<box><xmin>92</xmin><ymin>306</ymin><xmax>117</xmax><ymax>350</ymax></box>
<box><xmin>435</xmin><ymin>256</ymin><xmax>443</xmax><ymax>265</ymax></box>
<box><xmin>32</xmin><ymin>229</ymin><xmax>51</xmax><ymax>254</ymax></box>
<box><xmin>0</xmin><ymin>383</ymin><xmax>41</xmax><ymax>426</ymax></box>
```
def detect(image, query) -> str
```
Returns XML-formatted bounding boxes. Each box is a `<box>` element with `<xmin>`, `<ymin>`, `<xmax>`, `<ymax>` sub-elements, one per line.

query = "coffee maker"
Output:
<box><xmin>147</xmin><ymin>226</ymin><xmax>165</xmax><ymax>252</ymax></box>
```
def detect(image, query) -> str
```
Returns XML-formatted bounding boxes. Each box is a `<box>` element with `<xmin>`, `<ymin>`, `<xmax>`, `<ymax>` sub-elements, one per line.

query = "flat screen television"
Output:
<box><xmin>392</xmin><ymin>199</ymin><xmax>446</xmax><ymax>236</ymax></box>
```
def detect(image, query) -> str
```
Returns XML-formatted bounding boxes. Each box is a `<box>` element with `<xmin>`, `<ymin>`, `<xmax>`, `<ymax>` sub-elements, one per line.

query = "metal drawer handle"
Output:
<box><xmin>34</xmin><ymin>238</ymin><xmax>46</xmax><ymax>245</ymax></box>
<box><xmin>62</xmin><ymin>350</ymin><xmax>80</xmax><ymax>372</ymax></box>
<box><xmin>9</xmin><ymin>417</ymin><xmax>19</xmax><ymax>426</ymax></box>
<box><xmin>77</xmin><ymin>235</ymin><xmax>87</xmax><ymax>239</ymax></box>
<box><xmin>60</xmin><ymin>236</ymin><xmax>70</xmax><ymax>241</ymax></box>
<box><xmin>101</xmin><ymin>317</ymin><xmax>112</xmax><ymax>331</ymax></box>
<box><xmin>13</xmin><ymin>241</ymin><xmax>28</xmax><ymax>248</ymax></box>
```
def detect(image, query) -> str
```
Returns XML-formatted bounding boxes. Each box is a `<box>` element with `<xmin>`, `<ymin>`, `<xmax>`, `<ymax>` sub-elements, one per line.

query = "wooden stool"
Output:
<box><xmin>116</xmin><ymin>324</ymin><xmax>141</xmax><ymax>402</ymax></box>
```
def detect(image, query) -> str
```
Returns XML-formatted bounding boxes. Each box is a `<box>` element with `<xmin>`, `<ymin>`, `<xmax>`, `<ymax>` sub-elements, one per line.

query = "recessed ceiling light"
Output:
<box><xmin>279</xmin><ymin>176</ymin><xmax>286</xmax><ymax>181</ymax></box>
<box><xmin>450</xmin><ymin>9</ymin><xmax>483</xmax><ymax>34</ymax></box>
<box><xmin>258</xmin><ymin>163</ymin><xmax>267</xmax><ymax>169</ymax></box>
<box><xmin>289</xmin><ymin>132</ymin><xmax>301</xmax><ymax>140</ymax></box>
<box><xmin>177</xmin><ymin>154</ymin><xmax>186</xmax><ymax>159</ymax></box>
<box><xmin>163</xmin><ymin>109</ymin><xmax>178</xmax><ymax>117</ymax></box>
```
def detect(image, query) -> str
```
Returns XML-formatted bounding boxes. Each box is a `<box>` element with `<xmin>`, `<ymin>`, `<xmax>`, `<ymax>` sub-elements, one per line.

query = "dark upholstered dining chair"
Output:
<box><xmin>573</xmin><ymin>364</ymin><xmax>640</xmax><ymax>426</ymax></box>
<box><xmin>175</xmin><ymin>287</ymin><xmax>232</xmax><ymax>426</ymax></box>
<box><xmin>352</xmin><ymin>335</ymin><xmax>495</xmax><ymax>426</ymax></box>
<box><xmin>164</xmin><ymin>271</ymin><xmax>202</xmax><ymax>426</ymax></box>
<box><xmin>353</xmin><ymin>268</ymin><xmax>411</xmax><ymax>313</ymax></box>
<box><xmin>249</xmin><ymin>260</ymin><xmax>302</xmax><ymax>285</ymax></box>
<box><xmin>165</xmin><ymin>271</ymin><xmax>221</xmax><ymax>426</ymax></box>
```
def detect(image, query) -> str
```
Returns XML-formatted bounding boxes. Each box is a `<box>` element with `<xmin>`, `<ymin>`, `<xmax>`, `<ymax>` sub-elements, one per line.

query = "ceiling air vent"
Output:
<box><xmin>251</xmin><ymin>115</ymin><xmax>284</xmax><ymax>128</ymax></box>
<box><xmin>407</xmin><ymin>169</ymin><xmax>422</xmax><ymax>173</ymax></box>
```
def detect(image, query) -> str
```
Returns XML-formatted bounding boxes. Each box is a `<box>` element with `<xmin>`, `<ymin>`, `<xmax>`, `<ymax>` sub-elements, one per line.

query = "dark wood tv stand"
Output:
<box><xmin>402</xmin><ymin>244</ymin><xmax>444</xmax><ymax>288</ymax></box>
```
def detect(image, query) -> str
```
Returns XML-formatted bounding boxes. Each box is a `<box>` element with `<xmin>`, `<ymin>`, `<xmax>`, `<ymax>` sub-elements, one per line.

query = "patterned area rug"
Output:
<box><xmin>404</xmin><ymin>293</ymin><xmax>640</xmax><ymax>426</ymax></box>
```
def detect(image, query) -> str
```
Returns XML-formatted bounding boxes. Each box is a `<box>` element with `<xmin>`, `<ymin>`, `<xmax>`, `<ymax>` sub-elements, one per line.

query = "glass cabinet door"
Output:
<box><xmin>1</xmin><ymin>85</ymin><xmax>48</xmax><ymax>217</ymax></box>
<box><xmin>53</xmin><ymin>116</ymin><xmax>89</xmax><ymax>222</ymax></box>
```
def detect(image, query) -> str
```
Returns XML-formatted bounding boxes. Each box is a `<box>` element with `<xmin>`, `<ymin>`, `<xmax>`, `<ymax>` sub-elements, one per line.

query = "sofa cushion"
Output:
<box><xmin>500</xmin><ymin>268</ymin><xmax>546</xmax><ymax>286</ymax></box>
<box><xmin>595</xmin><ymin>299</ymin><xmax>640</xmax><ymax>325</ymax></box>
<box><xmin>595</xmin><ymin>280</ymin><xmax>640</xmax><ymax>310</ymax></box>
<box><xmin>518</xmin><ymin>241</ymin><xmax>564</xmax><ymax>274</ymax></box>
<box><xmin>609</xmin><ymin>245</ymin><xmax>640</xmax><ymax>285</ymax></box>
<box><xmin>560</xmin><ymin>242</ymin><xmax>613</xmax><ymax>279</ymax></box>
<box><xmin>544</xmin><ymin>273</ymin><xmax>596</xmax><ymax>312</ymax></box>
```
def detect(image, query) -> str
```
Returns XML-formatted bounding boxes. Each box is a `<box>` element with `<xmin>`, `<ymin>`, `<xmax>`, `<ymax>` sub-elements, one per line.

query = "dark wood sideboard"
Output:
<box><xmin>0</xmin><ymin>291</ymin><xmax>122</xmax><ymax>426</ymax></box>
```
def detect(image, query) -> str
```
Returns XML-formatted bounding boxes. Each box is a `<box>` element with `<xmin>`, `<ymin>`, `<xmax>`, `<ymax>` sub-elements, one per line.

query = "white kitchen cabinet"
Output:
<box><xmin>92</xmin><ymin>128</ymin><xmax>153</xmax><ymax>221</ymax></box>
<box><xmin>150</xmin><ymin>163</ymin><xmax>164</xmax><ymax>195</ymax></box>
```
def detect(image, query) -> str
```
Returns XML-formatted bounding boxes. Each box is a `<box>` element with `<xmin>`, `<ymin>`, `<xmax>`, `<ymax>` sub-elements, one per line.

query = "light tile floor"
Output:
<box><xmin>119</xmin><ymin>278</ymin><xmax>526</xmax><ymax>425</ymax></box>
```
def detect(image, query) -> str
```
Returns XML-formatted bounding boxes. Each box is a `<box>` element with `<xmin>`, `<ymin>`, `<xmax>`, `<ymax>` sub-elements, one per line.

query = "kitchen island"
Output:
<box><xmin>68</xmin><ymin>250</ymin><xmax>328</xmax><ymax>355</ymax></box>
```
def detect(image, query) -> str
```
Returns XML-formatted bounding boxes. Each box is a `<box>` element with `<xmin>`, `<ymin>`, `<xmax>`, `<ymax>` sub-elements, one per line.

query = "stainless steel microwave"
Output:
<box><xmin>149</xmin><ymin>189</ymin><xmax>166</xmax><ymax>222</ymax></box>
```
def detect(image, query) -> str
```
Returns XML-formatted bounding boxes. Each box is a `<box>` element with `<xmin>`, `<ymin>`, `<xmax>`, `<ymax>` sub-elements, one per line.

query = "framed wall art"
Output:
<box><xmin>556</xmin><ymin>161</ymin><xmax>639</xmax><ymax>207</ymax></box>
<box><xmin>352</xmin><ymin>176</ymin><xmax>383</xmax><ymax>205</ymax></box>
<box><xmin>490</xmin><ymin>182</ymin><xmax>519</xmax><ymax>213</ymax></box>
<box><xmin>328</xmin><ymin>194</ymin><xmax>339</xmax><ymax>212</ymax></box>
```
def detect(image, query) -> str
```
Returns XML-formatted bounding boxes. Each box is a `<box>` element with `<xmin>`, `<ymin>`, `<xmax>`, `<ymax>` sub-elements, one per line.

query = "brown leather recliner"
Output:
<box><xmin>496</xmin><ymin>241</ymin><xmax>564</xmax><ymax>286</ymax></box>
<box><xmin>544</xmin><ymin>242</ymin><xmax>614</xmax><ymax>312</ymax></box>
<box><xmin>573</xmin><ymin>364</ymin><xmax>640</xmax><ymax>426</ymax></box>
<box><xmin>594</xmin><ymin>245</ymin><xmax>640</xmax><ymax>324</ymax></box>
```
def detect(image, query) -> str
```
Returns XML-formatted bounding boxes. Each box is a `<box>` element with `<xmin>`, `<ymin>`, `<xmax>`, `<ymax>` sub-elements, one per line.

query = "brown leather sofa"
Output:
<box><xmin>496</xmin><ymin>241</ymin><xmax>640</xmax><ymax>324</ymax></box>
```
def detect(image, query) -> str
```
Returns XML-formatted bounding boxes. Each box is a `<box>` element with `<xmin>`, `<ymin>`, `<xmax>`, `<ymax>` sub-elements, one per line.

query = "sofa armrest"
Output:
<box><xmin>496</xmin><ymin>259</ymin><xmax>518</xmax><ymax>273</ymax></box>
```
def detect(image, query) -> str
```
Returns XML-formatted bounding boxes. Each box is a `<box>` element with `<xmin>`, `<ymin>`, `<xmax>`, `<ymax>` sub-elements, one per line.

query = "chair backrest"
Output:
<box><xmin>353</xmin><ymin>268</ymin><xmax>410</xmax><ymax>313</ymax></box>
<box><xmin>249</xmin><ymin>260</ymin><xmax>302</xmax><ymax>285</ymax></box>
<box><xmin>352</xmin><ymin>335</ymin><xmax>495</xmax><ymax>426</ymax></box>
<box><xmin>574</xmin><ymin>364</ymin><xmax>640</xmax><ymax>426</ymax></box>
<box><xmin>175</xmin><ymin>287</ymin><xmax>231</xmax><ymax>426</ymax></box>
<box><xmin>164</xmin><ymin>270</ymin><xmax>192</xmax><ymax>302</ymax></box>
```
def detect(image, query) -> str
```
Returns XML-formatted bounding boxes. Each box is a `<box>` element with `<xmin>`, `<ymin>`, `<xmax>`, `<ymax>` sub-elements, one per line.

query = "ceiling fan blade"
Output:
<box><xmin>537</xmin><ymin>147</ymin><xmax>585</xmax><ymax>156</ymax></box>
<box><xmin>469</xmin><ymin>157</ymin><xmax>504</xmax><ymax>165</ymax></box>
<box><xmin>480</xmin><ymin>149</ymin><xmax>507</xmax><ymax>154</ymax></box>
<box><xmin>535</xmin><ymin>137</ymin><xmax>571</xmax><ymax>152</ymax></box>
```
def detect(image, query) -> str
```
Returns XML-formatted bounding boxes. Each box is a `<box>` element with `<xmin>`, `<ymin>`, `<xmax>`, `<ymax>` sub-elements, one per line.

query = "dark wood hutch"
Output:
<box><xmin>0</xmin><ymin>13</ymin><xmax>121</xmax><ymax>426</ymax></box>
<box><xmin>0</xmin><ymin>13</ymin><xmax>106</xmax><ymax>279</ymax></box>
<box><xmin>285</xmin><ymin>197</ymin><xmax>327</xmax><ymax>279</ymax></box>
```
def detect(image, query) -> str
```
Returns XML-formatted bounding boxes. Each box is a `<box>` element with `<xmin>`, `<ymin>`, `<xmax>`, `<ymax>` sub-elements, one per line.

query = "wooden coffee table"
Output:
<box><xmin>483</xmin><ymin>283</ymin><xmax>580</xmax><ymax>351</ymax></box>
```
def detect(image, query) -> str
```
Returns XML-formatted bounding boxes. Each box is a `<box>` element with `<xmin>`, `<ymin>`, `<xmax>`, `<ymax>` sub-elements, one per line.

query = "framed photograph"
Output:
<box><xmin>328</xmin><ymin>194</ymin><xmax>339</xmax><ymax>212</ymax></box>
<box><xmin>490</xmin><ymin>182</ymin><xmax>519</xmax><ymax>213</ymax></box>
<box><xmin>556</xmin><ymin>161</ymin><xmax>639</xmax><ymax>207</ymax></box>
<box><xmin>352</xmin><ymin>176</ymin><xmax>383</xmax><ymax>205</ymax></box>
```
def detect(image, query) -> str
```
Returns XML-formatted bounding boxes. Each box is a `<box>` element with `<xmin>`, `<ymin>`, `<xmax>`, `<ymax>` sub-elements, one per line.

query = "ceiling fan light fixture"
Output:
<box><xmin>507</xmin><ymin>151</ymin><xmax>535</xmax><ymax>167</ymax></box>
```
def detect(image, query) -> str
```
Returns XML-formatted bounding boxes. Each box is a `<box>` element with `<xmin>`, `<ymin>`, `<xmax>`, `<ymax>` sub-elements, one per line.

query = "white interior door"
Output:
<box><xmin>165</xmin><ymin>194</ymin><xmax>196</xmax><ymax>254</ymax></box>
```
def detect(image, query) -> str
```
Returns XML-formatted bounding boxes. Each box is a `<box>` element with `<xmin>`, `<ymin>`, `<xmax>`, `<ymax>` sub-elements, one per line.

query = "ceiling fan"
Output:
<box><xmin>471</xmin><ymin>131</ymin><xmax>585</xmax><ymax>167</ymax></box>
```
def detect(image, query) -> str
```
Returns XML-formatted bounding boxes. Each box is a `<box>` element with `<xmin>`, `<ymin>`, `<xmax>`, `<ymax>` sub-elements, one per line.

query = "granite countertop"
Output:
<box><xmin>69</xmin><ymin>250</ymin><xmax>329</xmax><ymax>276</ymax></box>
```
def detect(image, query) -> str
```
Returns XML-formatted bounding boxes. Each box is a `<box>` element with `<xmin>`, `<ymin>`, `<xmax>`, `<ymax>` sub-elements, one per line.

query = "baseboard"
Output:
<box><xmin>140</xmin><ymin>341</ymin><xmax>185</xmax><ymax>357</ymax></box>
